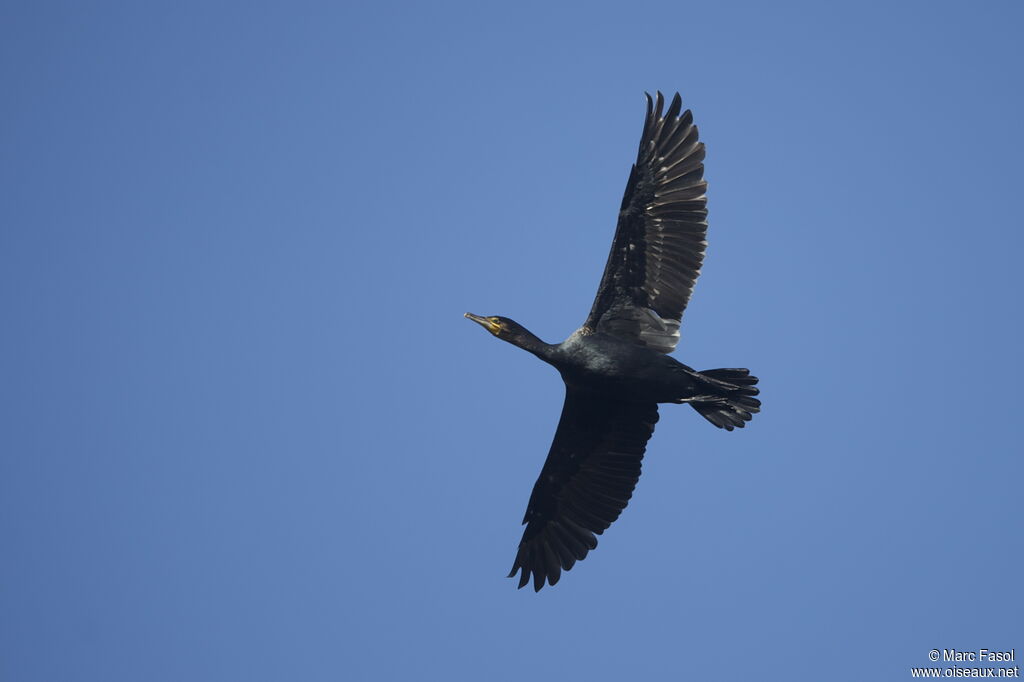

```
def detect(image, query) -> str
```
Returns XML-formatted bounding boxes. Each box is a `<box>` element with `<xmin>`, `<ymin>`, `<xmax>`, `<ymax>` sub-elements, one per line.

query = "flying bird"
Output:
<box><xmin>465</xmin><ymin>92</ymin><xmax>760</xmax><ymax>591</ymax></box>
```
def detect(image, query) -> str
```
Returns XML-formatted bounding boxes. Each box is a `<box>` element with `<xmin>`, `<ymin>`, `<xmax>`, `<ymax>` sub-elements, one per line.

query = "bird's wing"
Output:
<box><xmin>509</xmin><ymin>388</ymin><xmax>659</xmax><ymax>591</ymax></box>
<box><xmin>584</xmin><ymin>92</ymin><xmax>708</xmax><ymax>354</ymax></box>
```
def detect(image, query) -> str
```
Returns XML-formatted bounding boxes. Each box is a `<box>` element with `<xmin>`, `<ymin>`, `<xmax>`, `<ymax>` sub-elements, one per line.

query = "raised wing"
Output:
<box><xmin>508</xmin><ymin>388</ymin><xmax>659</xmax><ymax>591</ymax></box>
<box><xmin>584</xmin><ymin>92</ymin><xmax>708</xmax><ymax>353</ymax></box>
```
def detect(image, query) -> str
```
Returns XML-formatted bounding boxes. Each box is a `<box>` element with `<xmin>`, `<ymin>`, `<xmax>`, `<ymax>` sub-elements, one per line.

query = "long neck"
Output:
<box><xmin>509</xmin><ymin>328</ymin><xmax>556</xmax><ymax>362</ymax></box>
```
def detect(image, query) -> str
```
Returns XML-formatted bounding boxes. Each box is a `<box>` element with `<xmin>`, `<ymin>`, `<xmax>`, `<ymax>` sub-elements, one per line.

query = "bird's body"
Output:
<box><xmin>466</xmin><ymin>93</ymin><xmax>760</xmax><ymax>591</ymax></box>
<box><xmin>551</xmin><ymin>331</ymin><xmax>704</xmax><ymax>402</ymax></box>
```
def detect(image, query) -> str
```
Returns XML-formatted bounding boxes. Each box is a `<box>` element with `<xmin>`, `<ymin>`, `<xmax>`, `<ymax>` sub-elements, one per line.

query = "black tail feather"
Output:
<box><xmin>691</xmin><ymin>368</ymin><xmax>760</xmax><ymax>431</ymax></box>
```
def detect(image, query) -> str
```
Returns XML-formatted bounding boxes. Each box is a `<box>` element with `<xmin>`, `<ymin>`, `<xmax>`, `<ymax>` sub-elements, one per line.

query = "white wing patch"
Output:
<box><xmin>637</xmin><ymin>308</ymin><xmax>680</xmax><ymax>353</ymax></box>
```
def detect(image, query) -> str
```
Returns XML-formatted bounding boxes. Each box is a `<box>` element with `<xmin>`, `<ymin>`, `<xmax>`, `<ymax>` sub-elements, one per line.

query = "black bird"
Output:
<box><xmin>465</xmin><ymin>92</ymin><xmax>760</xmax><ymax>592</ymax></box>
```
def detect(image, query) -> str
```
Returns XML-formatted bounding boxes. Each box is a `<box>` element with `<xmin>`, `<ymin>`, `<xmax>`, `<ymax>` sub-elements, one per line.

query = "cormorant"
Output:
<box><xmin>466</xmin><ymin>92</ymin><xmax>760</xmax><ymax>592</ymax></box>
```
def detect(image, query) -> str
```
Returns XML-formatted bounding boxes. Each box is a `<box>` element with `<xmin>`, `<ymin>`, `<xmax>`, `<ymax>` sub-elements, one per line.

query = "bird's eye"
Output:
<box><xmin>488</xmin><ymin>318</ymin><xmax>503</xmax><ymax>334</ymax></box>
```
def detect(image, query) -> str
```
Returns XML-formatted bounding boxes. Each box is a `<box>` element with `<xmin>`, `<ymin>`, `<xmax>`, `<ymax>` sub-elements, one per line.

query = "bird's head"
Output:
<box><xmin>464</xmin><ymin>312</ymin><xmax>521</xmax><ymax>341</ymax></box>
<box><xmin>464</xmin><ymin>312</ymin><xmax>544</xmax><ymax>352</ymax></box>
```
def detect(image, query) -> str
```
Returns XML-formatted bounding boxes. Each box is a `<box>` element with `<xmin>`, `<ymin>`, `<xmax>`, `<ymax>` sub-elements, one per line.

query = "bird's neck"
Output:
<box><xmin>511</xmin><ymin>329</ymin><xmax>556</xmax><ymax>361</ymax></box>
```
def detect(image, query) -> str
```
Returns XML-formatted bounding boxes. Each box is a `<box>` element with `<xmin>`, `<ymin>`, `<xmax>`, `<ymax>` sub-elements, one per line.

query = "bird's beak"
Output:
<box><xmin>465</xmin><ymin>312</ymin><xmax>498</xmax><ymax>334</ymax></box>
<box><xmin>465</xmin><ymin>312</ymin><xmax>488</xmax><ymax>327</ymax></box>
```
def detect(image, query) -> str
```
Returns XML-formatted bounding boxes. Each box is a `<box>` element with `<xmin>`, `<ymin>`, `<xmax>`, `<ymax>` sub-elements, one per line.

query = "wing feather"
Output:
<box><xmin>508</xmin><ymin>389</ymin><xmax>659</xmax><ymax>591</ymax></box>
<box><xmin>584</xmin><ymin>92</ymin><xmax>709</xmax><ymax>354</ymax></box>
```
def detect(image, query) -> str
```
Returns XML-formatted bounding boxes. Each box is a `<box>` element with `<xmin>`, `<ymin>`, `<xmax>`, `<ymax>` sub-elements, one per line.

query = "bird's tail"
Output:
<box><xmin>689</xmin><ymin>368</ymin><xmax>760</xmax><ymax>431</ymax></box>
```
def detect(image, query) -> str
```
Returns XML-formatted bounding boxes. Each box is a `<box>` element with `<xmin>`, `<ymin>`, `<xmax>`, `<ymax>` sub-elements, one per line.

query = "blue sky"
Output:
<box><xmin>2</xmin><ymin>2</ymin><xmax>1022</xmax><ymax>680</ymax></box>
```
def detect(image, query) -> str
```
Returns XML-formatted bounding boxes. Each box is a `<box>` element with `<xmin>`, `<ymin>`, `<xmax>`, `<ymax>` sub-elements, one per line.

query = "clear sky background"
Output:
<box><xmin>2</xmin><ymin>2</ymin><xmax>1022</xmax><ymax>680</ymax></box>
